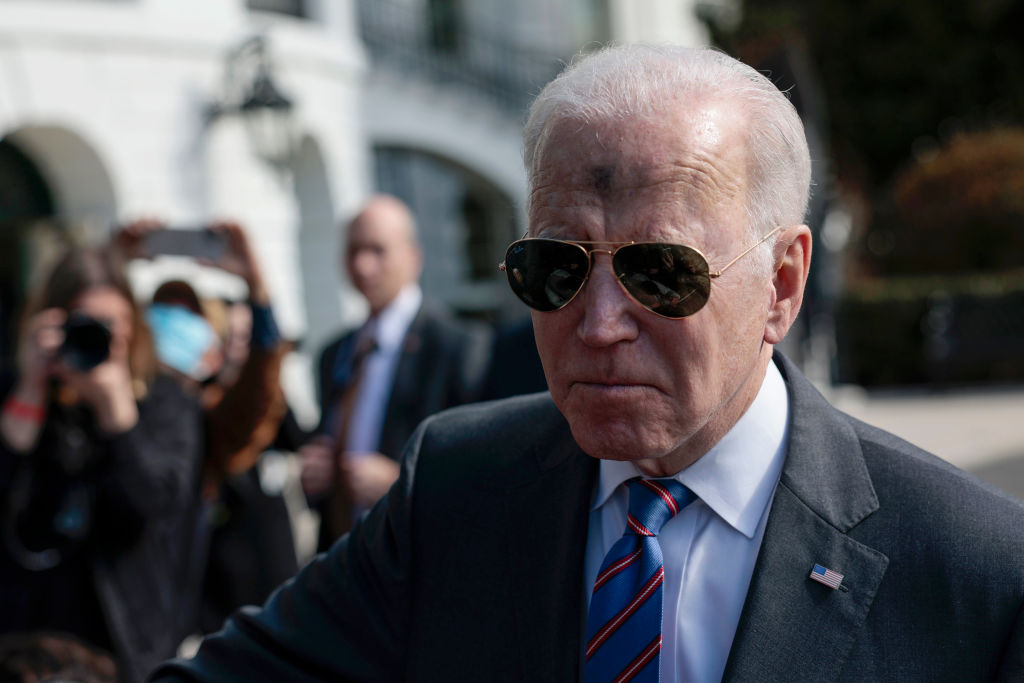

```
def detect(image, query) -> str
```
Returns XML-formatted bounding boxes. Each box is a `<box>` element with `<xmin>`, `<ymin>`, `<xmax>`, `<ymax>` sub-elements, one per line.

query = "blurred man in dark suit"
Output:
<box><xmin>299</xmin><ymin>195</ymin><xmax>489</xmax><ymax>549</ymax></box>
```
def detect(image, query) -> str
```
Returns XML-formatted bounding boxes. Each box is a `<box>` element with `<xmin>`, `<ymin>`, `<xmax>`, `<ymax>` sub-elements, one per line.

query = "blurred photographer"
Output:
<box><xmin>117</xmin><ymin>220</ymin><xmax>298</xmax><ymax>635</ymax></box>
<box><xmin>0</xmin><ymin>245</ymin><xmax>203</xmax><ymax>683</ymax></box>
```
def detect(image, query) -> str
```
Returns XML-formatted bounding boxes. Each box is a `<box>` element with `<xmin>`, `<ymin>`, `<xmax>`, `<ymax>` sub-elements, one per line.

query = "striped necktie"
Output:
<box><xmin>585</xmin><ymin>478</ymin><xmax>695</xmax><ymax>683</ymax></box>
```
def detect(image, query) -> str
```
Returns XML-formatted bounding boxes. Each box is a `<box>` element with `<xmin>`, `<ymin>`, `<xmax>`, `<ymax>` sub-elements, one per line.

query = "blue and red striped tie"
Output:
<box><xmin>585</xmin><ymin>478</ymin><xmax>695</xmax><ymax>683</ymax></box>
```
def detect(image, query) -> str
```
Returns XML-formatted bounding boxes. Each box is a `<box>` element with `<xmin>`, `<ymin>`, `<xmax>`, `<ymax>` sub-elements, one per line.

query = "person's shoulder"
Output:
<box><xmin>322</xmin><ymin>328</ymin><xmax>355</xmax><ymax>351</ymax></box>
<box><xmin>854</xmin><ymin>415</ymin><xmax>1024</xmax><ymax>522</ymax></box>
<box><xmin>146</xmin><ymin>371</ymin><xmax>200</xmax><ymax>409</ymax></box>
<box><xmin>318</xmin><ymin>328</ymin><xmax>357</xmax><ymax>362</ymax></box>
<box><xmin>420</xmin><ymin>391</ymin><xmax>561</xmax><ymax>442</ymax></box>
<box><xmin>134</xmin><ymin>373</ymin><xmax>203</xmax><ymax>436</ymax></box>
<box><xmin>415</xmin><ymin>299</ymin><xmax>492</xmax><ymax>350</ymax></box>
<box><xmin>842</xmin><ymin>417</ymin><xmax>1024</xmax><ymax>588</ymax></box>
<box><xmin>404</xmin><ymin>392</ymin><xmax>569</xmax><ymax>478</ymax></box>
<box><xmin>777</xmin><ymin>351</ymin><xmax>1024</xmax><ymax>551</ymax></box>
<box><xmin>414</xmin><ymin>299</ymin><xmax>461</xmax><ymax>330</ymax></box>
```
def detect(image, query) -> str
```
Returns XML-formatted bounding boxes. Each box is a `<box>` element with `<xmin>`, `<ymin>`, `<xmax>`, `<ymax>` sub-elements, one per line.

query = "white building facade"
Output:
<box><xmin>0</xmin><ymin>0</ymin><xmax>369</xmax><ymax>422</ymax></box>
<box><xmin>1</xmin><ymin>0</ymin><xmax>720</xmax><ymax>425</ymax></box>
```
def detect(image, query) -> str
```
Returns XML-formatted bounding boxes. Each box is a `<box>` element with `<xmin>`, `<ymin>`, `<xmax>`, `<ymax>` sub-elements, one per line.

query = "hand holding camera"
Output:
<box><xmin>206</xmin><ymin>221</ymin><xmax>269</xmax><ymax>304</ymax></box>
<box><xmin>60</xmin><ymin>312</ymin><xmax>112</xmax><ymax>372</ymax></box>
<box><xmin>3</xmin><ymin>308</ymin><xmax>65</xmax><ymax>452</ymax></box>
<box><xmin>17</xmin><ymin>307</ymin><xmax>66</xmax><ymax>396</ymax></box>
<box><xmin>55</xmin><ymin>311</ymin><xmax>137</xmax><ymax>434</ymax></box>
<box><xmin>13</xmin><ymin>305</ymin><xmax>137</xmax><ymax>435</ymax></box>
<box><xmin>115</xmin><ymin>219</ymin><xmax>267</xmax><ymax>304</ymax></box>
<box><xmin>114</xmin><ymin>219</ymin><xmax>226</xmax><ymax>263</ymax></box>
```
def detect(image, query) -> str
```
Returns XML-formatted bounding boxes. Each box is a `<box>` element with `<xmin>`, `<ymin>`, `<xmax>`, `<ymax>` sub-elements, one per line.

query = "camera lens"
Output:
<box><xmin>59</xmin><ymin>313</ymin><xmax>112</xmax><ymax>371</ymax></box>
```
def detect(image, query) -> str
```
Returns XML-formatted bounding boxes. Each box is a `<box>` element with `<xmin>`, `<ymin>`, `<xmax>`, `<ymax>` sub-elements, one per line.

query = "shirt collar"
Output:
<box><xmin>363</xmin><ymin>284</ymin><xmax>422</xmax><ymax>351</ymax></box>
<box><xmin>592</xmin><ymin>359</ymin><xmax>789</xmax><ymax>539</ymax></box>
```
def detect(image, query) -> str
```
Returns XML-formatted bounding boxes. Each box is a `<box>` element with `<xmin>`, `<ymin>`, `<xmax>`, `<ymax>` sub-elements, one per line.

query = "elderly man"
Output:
<box><xmin>299</xmin><ymin>194</ymin><xmax>490</xmax><ymax>549</ymax></box>
<box><xmin>153</xmin><ymin>46</ymin><xmax>1023</xmax><ymax>682</ymax></box>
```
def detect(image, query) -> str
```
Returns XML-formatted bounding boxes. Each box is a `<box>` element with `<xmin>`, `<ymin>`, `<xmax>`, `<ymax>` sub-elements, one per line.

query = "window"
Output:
<box><xmin>247</xmin><ymin>0</ymin><xmax>306</xmax><ymax>18</ymax></box>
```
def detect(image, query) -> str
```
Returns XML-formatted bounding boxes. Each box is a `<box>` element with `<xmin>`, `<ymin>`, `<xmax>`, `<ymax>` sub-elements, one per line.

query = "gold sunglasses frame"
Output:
<box><xmin>498</xmin><ymin>226</ymin><xmax>783</xmax><ymax>318</ymax></box>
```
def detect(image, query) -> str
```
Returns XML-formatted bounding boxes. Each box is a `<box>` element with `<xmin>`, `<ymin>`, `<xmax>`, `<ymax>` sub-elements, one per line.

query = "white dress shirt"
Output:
<box><xmin>344</xmin><ymin>284</ymin><xmax>422</xmax><ymax>453</ymax></box>
<box><xmin>584</xmin><ymin>360</ymin><xmax>790</xmax><ymax>682</ymax></box>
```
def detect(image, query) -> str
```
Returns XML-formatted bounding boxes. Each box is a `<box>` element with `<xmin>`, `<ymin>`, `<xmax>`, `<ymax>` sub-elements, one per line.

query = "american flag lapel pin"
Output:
<box><xmin>809</xmin><ymin>563</ymin><xmax>845</xmax><ymax>590</ymax></box>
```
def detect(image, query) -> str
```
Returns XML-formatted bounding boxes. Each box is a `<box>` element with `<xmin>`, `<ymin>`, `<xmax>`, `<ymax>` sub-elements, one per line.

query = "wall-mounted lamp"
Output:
<box><xmin>208</xmin><ymin>35</ymin><xmax>297</xmax><ymax>167</ymax></box>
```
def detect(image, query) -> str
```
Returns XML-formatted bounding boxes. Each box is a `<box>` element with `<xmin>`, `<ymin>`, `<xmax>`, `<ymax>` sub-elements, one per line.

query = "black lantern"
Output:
<box><xmin>209</xmin><ymin>35</ymin><xmax>297</xmax><ymax>167</ymax></box>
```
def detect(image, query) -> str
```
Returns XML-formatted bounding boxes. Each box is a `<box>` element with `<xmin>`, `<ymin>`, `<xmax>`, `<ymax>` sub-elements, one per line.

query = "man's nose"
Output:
<box><xmin>575</xmin><ymin>253</ymin><xmax>639</xmax><ymax>347</ymax></box>
<box><xmin>351</xmin><ymin>251</ymin><xmax>378</xmax><ymax>277</ymax></box>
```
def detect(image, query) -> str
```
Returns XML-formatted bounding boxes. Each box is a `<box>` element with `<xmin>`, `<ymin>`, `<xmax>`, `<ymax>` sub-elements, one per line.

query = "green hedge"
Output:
<box><xmin>836</xmin><ymin>270</ymin><xmax>1024</xmax><ymax>386</ymax></box>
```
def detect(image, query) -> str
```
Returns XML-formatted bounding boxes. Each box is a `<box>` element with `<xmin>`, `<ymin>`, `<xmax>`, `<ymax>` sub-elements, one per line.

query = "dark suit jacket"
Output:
<box><xmin>152</xmin><ymin>353</ymin><xmax>1024</xmax><ymax>682</ymax></box>
<box><xmin>480</xmin><ymin>316</ymin><xmax>547</xmax><ymax>401</ymax></box>
<box><xmin>314</xmin><ymin>298</ymin><xmax>490</xmax><ymax>459</ymax></box>
<box><xmin>1</xmin><ymin>374</ymin><xmax>204</xmax><ymax>683</ymax></box>
<box><xmin>311</xmin><ymin>298</ymin><xmax>490</xmax><ymax>548</ymax></box>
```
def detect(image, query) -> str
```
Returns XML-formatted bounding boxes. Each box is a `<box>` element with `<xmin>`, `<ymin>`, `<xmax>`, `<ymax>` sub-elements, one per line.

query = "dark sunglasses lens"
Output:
<box><xmin>613</xmin><ymin>243</ymin><xmax>711</xmax><ymax>317</ymax></box>
<box><xmin>504</xmin><ymin>240</ymin><xmax>589</xmax><ymax>311</ymax></box>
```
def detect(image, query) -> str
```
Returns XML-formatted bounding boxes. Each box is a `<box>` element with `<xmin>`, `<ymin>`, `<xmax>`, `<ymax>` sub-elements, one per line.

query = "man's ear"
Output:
<box><xmin>764</xmin><ymin>224</ymin><xmax>812</xmax><ymax>345</ymax></box>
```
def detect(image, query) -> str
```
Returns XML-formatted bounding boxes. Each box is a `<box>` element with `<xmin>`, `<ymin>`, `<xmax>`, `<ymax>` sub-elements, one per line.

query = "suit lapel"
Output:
<box><xmin>503</xmin><ymin>422</ymin><xmax>596</xmax><ymax>681</ymax></box>
<box><xmin>724</xmin><ymin>354</ymin><xmax>889</xmax><ymax>680</ymax></box>
<box><xmin>379</xmin><ymin>305</ymin><xmax>428</xmax><ymax>456</ymax></box>
<box><xmin>723</xmin><ymin>488</ymin><xmax>889</xmax><ymax>680</ymax></box>
<box><xmin>388</xmin><ymin>305</ymin><xmax>427</xmax><ymax>403</ymax></box>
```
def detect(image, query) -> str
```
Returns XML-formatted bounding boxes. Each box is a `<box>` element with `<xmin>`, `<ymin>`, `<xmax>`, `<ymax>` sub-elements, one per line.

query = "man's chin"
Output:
<box><xmin>569</xmin><ymin>421</ymin><xmax>669</xmax><ymax>464</ymax></box>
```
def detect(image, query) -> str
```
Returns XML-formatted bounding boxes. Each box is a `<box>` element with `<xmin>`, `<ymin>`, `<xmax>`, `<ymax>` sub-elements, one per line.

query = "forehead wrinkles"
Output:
<box><xmin>662</xmin><ymin>152</ymin><xmax>746</xmax><ymax>213</ymax></box>
<box><xmin>528</xmin><ymin>166</ymin><xmax>608</xmax><ymax>224</ymax></box>
<box><xmin>529</xmin><ymin>153</ymin><xmax>744</xmax><ymax>223</ymax></box>
<box><xmin>528</xmin><ymin>109</ymin><xmax>749</xmax><ymax>237</ymax></box>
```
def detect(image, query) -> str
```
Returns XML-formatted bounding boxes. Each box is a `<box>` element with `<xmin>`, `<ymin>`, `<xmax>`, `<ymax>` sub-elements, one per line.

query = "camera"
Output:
<box><xmin>143</xmin><ymin>227</ymin><xmax>227</xmax><ymax>261</ymax></box>
<box><xmin>59</xmin><ymin>313</ymin><xmax>112</xmax><ymax>371</ymax></box>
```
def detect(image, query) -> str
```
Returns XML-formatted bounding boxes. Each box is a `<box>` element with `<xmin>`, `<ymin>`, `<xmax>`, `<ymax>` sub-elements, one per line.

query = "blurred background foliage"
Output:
<box><xmin>709</xmin><ymin>0</ymin><xmax>1024</xmax><ymax>204</ymax></box>
<box><xmin>882</xmin><ymin>129</ymin><xmax>1024</xmax><ymax>275</ymax></box>
<box><xmin>707</xmin><ymin>0</ymin><xmax>1024</xmax><ymax>386</ymax></box>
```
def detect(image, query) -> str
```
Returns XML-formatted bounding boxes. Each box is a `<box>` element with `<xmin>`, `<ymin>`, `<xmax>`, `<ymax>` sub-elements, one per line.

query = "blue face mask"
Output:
<box><xmin>146</xmin><ymin>304</ymin><xmax>217</xmax><ymax>380</ymax></box>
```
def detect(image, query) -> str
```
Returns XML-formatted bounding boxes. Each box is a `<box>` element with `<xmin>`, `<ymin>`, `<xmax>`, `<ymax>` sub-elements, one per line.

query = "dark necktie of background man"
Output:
<box><xmin>324</xmin><ymin>332</ymin><xmax>378</xmax><ymax>541</ymax></box>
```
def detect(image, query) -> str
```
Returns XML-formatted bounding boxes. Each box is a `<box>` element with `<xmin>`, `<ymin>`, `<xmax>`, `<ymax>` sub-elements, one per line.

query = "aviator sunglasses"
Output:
<box><xmin>499</xmin><ymin>227</ymin><xmax>782</xmax><ymax>319</ymax></box>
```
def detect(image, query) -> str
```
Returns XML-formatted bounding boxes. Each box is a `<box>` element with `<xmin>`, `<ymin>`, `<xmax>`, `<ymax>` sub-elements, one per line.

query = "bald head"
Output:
<box><xmin>344</xmin><ymin>195</ymin><xmax>423</xmax><ymax>314</ymax></box>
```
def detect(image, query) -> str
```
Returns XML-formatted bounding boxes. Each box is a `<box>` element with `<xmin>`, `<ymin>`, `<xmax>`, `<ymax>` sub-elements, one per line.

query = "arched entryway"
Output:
<box><xmin>0</xmin><ymin>126</ymin><xmax>117</xmax><ymax>367</ymax></box>
<box><xmin>0</xmin><ymin>138</ymin><xmax>55</xmax><ymax>364</ymax></box>
<box><xmin>294</xmin><ymin>135</ymin><xmax>341</xmax><ymax>355</ymax></box>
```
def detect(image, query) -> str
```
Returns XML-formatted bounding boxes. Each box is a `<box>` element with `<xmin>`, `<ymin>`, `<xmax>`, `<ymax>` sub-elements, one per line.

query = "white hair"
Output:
<box><xmin>523</xmin><ymin>44</ymin><xmax>812</xmax><ymax>261</ymax></box>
